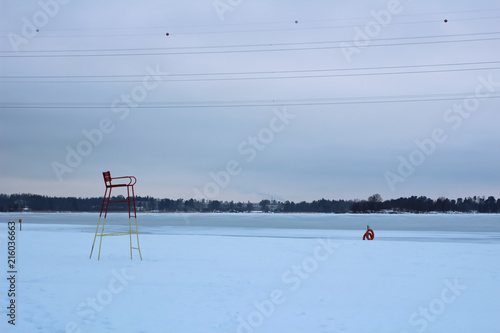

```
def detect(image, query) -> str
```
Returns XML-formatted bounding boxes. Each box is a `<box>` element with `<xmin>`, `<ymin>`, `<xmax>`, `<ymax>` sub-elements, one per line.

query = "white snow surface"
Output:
<box><xmin>1</xmin><ymin>213</ymin><xmax>499</xmax><ymax>333</ymax></box>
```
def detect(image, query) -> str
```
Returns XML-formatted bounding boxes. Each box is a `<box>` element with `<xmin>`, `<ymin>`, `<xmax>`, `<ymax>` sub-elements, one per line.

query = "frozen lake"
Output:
<box><xmin>1</xmin><ymin>213</ymin><xmax>499</xmax><ymax>333</ymax></box>
<box><xmin>5</xmin><ymin>212</ymin><xmax>500</xmax><ymax>242</ymax></box>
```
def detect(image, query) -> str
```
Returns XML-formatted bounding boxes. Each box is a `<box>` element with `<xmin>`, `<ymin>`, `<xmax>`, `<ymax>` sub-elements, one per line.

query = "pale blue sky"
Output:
<box><xmin>1</xmin><ymin>0</ymin><xmax>499</xmax><ymax>201</ymax></box>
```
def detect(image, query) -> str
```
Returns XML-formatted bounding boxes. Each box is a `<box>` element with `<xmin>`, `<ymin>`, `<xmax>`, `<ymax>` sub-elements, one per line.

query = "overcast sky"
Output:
<box><xmin>1</xmin><ymin>0</ymin><xmax>499</xmax><ymax>202</ymax></box>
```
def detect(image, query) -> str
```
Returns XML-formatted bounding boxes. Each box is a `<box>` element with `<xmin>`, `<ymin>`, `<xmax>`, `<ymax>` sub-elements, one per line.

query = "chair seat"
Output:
<box><xmin>106</xmin><ymin>184</ymin><xmax>129</xmax><ymax>188</ymax></box>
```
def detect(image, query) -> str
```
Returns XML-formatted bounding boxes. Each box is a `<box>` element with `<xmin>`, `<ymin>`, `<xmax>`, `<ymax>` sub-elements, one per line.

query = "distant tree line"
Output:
<box><xmin>350</xmin><ymin>194</ymin><xmax>500</xmax><ymax>213</ymax></box>
<box><xmin>1</xmin><ymin>193</ymin><xmax>499</xmax><ymax>214</ymax></box>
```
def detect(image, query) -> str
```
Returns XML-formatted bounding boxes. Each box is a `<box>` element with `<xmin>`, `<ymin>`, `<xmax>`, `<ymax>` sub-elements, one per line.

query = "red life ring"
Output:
<box><xmin>363</xmin><ymin>229</ymin><xmax>374</xmax><ymax>240</ymax></box>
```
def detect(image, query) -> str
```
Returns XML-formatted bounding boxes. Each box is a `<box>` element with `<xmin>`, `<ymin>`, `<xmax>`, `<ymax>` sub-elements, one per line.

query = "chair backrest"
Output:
<box><xmin>103</xmin><ymin>171</ymin><xmax>112</xmax><ymax>186</ymax></box>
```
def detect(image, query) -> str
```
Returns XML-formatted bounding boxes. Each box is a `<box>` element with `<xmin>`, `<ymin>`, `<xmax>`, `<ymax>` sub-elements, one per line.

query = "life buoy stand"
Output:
<box><xmin>363</xmin><ymin>229</ymin><xmax>374</xmax><ymax>240</ymax></box>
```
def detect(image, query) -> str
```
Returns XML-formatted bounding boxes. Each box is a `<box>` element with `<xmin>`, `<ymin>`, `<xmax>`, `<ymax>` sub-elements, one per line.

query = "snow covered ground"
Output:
<box><xmin>1</xmin><ymin>213</ymin><xmax>499</xmax><ymax>333</ymax></box>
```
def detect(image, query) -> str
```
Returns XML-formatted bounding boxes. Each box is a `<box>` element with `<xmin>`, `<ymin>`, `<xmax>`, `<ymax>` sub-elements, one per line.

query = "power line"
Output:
<box><xmin>167</xmin><ymin>16</ymin><xmax>500</xmax><ymax>36</ymax></box>
<box><xmin>1</xmin><ymin>32</ymin><xmax>498</xmax><ymax>54</ymax></box>
<box><xmin>1</xmin><ymin>14</ymin><xmax>499</xmax><ymax>37</ymax></box>
<box><xmin>1</xmin><ymin>36</ymin><xmax>499</xmax><ymax>58</ymax></box>
<box><xmin>1</xmin><ymin>8</ymin><xmax>499</xmax><ymax>33</ymax></box>
<box><xmin>2</xmin><ymin>92</ymin><xmax>499</xmax><ymax>109</ymax></box>
<box><xmin>2</xmin><ymin>61</ymin><xmax>497</xmax><ymax>79</ymax></box>
<box><xmin>2</xmin><ymin>66</ymin><xmax>498</xmax><ymax>83</ymax></box>
<box><xmin>300</xmin><ymin>8</ymin><xmax>500</xmax><ymax>23</ymax></box>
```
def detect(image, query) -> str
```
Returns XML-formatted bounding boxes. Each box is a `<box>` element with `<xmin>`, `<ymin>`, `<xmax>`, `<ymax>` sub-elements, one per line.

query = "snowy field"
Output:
<box><xmin>1</xmin><ymin>212</ymin><xmax>499</xmax><ymax>333</ymax></box>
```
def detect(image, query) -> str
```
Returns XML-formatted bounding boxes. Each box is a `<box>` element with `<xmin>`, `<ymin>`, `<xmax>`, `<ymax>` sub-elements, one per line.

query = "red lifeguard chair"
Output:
<box><xmin>90</xmin><ymin>171</ymin><xmax>142</xmax><ymax>260</ymax></box>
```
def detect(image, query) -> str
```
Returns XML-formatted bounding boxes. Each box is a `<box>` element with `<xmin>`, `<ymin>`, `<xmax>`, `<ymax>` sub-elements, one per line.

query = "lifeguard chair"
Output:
<box><xmin>90</xmin><ymin>171</ymin><xmax>142</xmax><ymax>260</ymax></box>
